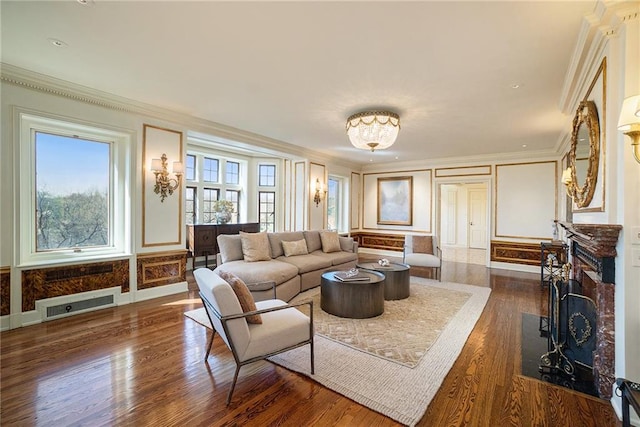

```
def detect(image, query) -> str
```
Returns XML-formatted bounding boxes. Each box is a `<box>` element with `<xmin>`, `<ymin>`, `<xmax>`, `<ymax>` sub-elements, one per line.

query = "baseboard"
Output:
<box><xmin>358</xmin><ymin>248</ymin><xmax>403</xmax><ymax>258</ymax></box>
<box><xmin>134</xmin><ymin>281</ymin><xmax>188</xmax><ymax>302</ymax></box>
<box><xmin>490</xmin><ymin>261</ymin><xmax>539</xmax><ymax>274</ymax></box>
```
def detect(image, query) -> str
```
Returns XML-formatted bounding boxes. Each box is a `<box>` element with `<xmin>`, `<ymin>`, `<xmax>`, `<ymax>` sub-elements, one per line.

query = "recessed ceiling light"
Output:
<box><xmin>369</xmin><ymin>159</ymin><xmax>373</xmax><ymax>162</ymax></box>
<box><xmin>511</xmin><ymin>83</ymin><xmax>522</xmax><ymax>89</ymax></box>
<box><xmin>395</xmin><ymin>156</ymin><xmax>399</xmax><ymax>160</ymax></box>
<box><xmin>522</xmin><ymin>144</ymin><xmax>527</xmax><ymax>148</ymax></box>
<box><xmin>48</xmin><ymin>38</ymin><xmax>68</xmax><ymax>48</ymax></box>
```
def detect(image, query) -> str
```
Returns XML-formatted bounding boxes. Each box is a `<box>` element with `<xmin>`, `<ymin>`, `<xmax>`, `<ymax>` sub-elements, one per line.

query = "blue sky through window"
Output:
<box><xmin>35</xmin><ymin>132</ymin><xmax>110</xmax><ymax>196</ymax></box>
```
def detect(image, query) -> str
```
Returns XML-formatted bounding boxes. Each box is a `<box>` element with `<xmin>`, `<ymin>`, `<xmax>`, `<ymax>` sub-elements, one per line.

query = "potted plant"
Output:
<box><xmin>212</xmin><ymin>200</ymin><xmax>234</xmax><ymax>224</ymax></box>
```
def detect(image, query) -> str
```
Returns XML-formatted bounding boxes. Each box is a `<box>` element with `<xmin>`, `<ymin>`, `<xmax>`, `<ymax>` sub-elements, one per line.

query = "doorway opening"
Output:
<box><xmin>438</xmin><ymin>181</ymin><xmax>489</xmax><ymax>266</ymax></box>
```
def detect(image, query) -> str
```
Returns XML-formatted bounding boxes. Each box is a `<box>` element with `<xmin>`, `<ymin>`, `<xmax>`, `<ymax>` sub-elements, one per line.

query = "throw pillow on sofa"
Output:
<box><xmin>239</xmin><ymin>231</ymin><xmax>271</xmax><ymax>262</ymax></box>
<box><xmin>218</xmin><ymin>270</ymin><xmax>262</xmax><ymax>324</ymax></box>
<box><xmin>320</xmin><ymin>230</ymin><xmax>341</xmax><ymax>253</ymax></box>
<box><xmin>282</xmin><ymin>239</ymin><xmax>309</xmax><ymax>257</ymax></box>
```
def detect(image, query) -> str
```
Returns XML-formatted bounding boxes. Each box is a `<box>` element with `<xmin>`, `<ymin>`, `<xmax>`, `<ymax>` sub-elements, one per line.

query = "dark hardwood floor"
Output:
<box><xmin>1</xmin><ymin>256</ymin><xmax>621</xmax><ymax>426</ymax></box>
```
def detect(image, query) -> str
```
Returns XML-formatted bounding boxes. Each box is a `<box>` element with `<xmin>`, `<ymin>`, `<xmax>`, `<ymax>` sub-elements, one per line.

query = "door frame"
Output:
<box><xmin>435</xmin><ymin>176</ymin><xmax>492</xmax><ymax>267</ymax></box>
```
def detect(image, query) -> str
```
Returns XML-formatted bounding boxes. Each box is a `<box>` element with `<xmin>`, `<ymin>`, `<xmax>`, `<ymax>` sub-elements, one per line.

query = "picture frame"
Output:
<box><xmin>377</xmin><ymin>176</ymin><xmax>413</xmax><ymax>225</ymax></box>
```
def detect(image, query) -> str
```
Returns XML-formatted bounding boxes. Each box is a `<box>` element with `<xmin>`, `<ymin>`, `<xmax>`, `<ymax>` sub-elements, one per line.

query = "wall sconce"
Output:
<box><xmin>561</xmin><ymin>167</ymin><xmax>574</xmax><ymax>198</ymax></box>
<box><xmin>313</xmin><ymin>178</ymin><xmax>327</xmax><ymax>207</ymax></box>
<box><xmin>150</xmin><ymin>153</ymin><xmax>183</xmax><ymax>202</ymax></box>
<box><xmin>617</xmin><ymin>95</ymin><xmax>640</xmax><ymax>163</ymax></box>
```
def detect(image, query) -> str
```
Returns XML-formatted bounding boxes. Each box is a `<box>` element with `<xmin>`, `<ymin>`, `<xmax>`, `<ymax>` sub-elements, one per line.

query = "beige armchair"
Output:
<box><xmin>193</xmin><ymin>268</ymin><xmax>314</xmax><ymax>405</ymax></box>
<box><xmin>403</xmin><ymin>234</ymin><xmax>442</xmax><ymax>281</ymax></box>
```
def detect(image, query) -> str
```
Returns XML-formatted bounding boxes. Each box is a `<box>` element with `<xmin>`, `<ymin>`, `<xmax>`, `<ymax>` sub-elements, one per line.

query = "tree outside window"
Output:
<box><xmin>186</xmin><ymin>186</ymin><xmax>196</xmax><ymax>224</ymax></box>
<box><xmin>202</xmin><ymin>188</ymin><xmax>220</xmax><ymax>223</ymax></box>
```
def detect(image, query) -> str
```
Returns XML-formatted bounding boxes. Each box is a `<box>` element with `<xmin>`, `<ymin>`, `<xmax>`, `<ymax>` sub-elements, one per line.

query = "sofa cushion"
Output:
<box><xmin>215</xmin><ymin>259</ymin><xmax>299</xmax><ymax>285</ymax></box>
<box><xmin>218</xmin><ymin>270</ymin><xmax>262</xmax><ymax>324</ymax></box>
<box><xmin>217</xmin><ymin>234</ymin><xmax>244</xmax><ymax>263</ymax></box>
<box><xmin>268</xmin><ymin>231</ymin><xmax>305</xmax><ymax>258</ymax></box>
<box><xmin>311</xmin><ymin>249</ymin><xmax>358</xmax><ymax>265</ymax></box>
<box><xmin>339</xmin><ymin>236</ymin><xmax>354</xmax><ymax>253</ymax></box>
<box><xmin>282</xmin><ymin>239</ymin><xmax>309</xmax><ymax>257</ymax></box>
<box><xmin>320</xmin><ymin>230</ymin><xmax>341</xmax><ymax>253</ymax></box>
<box><xmin>303</xmin><ymin>230</ymin><xmax>322</xmax><ymax>252</ymax></box>
<box><xmin>277</xmin><ymin>253</ymin><xmax>332</xmax><ymax>274</ymax></box>
<box><xmin>240</xmin><ymin>231</ymin><xmax>272</xmax><ymax>262</ymax></box>
<box><xmin>413</xmin><ymin>235</ymin><xmax>434</xmax><ymax>255</ymax></box>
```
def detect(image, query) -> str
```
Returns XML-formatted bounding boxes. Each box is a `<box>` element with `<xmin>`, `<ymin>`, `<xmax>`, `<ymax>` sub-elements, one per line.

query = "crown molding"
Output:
<box><xmin>0</xmin><ymin>62</ymin><xmax>361</xmax><ymax>171</ymax></box>
<box><xmin>362</xmin><ymin>147</ymin><xmax>560</xmax><ymax>173</ymax></box>
<box><xmin>559</xmin><ymin>1</ymin><xmax>639</xmax><ymax>113</ymax></box>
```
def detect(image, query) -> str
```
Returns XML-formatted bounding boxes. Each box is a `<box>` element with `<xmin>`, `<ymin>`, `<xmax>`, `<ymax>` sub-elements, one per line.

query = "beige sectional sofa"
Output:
<box><xmin>214</xmin><ymin>230</ymin><xmax>358</xmax><ymax>302</ymax></box>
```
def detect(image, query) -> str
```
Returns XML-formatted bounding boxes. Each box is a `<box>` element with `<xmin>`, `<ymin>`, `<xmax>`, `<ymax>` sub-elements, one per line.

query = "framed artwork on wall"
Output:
<box><xmin>377</xmin><ymin>176</ymin><xmax>413</xmax><ymax>225</ymax></box>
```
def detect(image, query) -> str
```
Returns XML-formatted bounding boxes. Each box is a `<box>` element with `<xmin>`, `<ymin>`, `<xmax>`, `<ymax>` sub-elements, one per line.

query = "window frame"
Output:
<box><xmin>17</xmin><ymin>111</ymin><xmax>132</xmax><ymax>266</ymax></box>
<box><xmin>258</xmin><ymin>191</ymin><xmax>276</xmax><ymax>232</ymax></box>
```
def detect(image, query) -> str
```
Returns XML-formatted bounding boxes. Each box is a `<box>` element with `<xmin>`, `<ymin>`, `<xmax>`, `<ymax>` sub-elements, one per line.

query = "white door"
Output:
<box><xmin>468</xmin><ymin>189</ymin><xmax>487</xmax><ymax>249</ymax></box>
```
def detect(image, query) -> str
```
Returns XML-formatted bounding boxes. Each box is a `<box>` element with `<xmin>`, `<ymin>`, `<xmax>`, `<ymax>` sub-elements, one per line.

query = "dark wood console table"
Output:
<box><xmin>187</xmin><ymin>223</ymin><xmax>259</xmax><ymax>267</ymax></box>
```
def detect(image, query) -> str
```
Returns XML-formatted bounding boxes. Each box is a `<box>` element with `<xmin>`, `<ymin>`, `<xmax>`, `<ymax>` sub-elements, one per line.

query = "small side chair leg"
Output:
<box><xmin>204</xmin><ymin>329</ymin><xmax>216</xmax><ymax>360</ymax></box>
<box><xmin>226</xmin><ymin>365</ymin><xmax>241</xmax><ymax>405</ymax></box>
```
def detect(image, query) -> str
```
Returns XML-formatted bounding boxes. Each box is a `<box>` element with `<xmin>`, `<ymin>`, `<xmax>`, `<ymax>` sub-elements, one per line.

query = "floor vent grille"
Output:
<box><xmin>46</xmin><ymin>295</ymin><xmax>114</xmax><ymax>319</ymax></box>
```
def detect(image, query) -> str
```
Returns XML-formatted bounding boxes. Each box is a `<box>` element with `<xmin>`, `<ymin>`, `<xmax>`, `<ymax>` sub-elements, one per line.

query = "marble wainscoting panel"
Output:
<box><xmin>351</xmin><ymin>232</ymin><xmax>405</xmax><ymax>252</ymax></box>
<box><xmin>1</xmin><ymin>267</ymin><xmax>10</xmax><ymax>316</ymax></box>
<box><xmin>490</xmin><ymin>240</ymin><xmax>542</xmax><ymax>266</ymax></box>
<box><xmin>136</xmin><ymin>251</ymin><xmax>187</xmax><ymax>290</ymax></box>
<box><xmin>22</xmin><ymin>260</ymin><xmax>130</xmax><ymax>311</ymax></box>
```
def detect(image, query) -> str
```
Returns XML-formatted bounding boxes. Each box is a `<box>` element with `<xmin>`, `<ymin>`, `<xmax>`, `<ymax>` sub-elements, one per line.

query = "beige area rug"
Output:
<box><xmin>184</xmin><ymin>277</ymin><xmax>491</xmax><ymax>426</ymax></box>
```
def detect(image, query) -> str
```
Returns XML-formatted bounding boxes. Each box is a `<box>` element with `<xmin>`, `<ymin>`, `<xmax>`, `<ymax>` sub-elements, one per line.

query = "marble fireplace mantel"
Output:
<box><xmin>558</xmin><ymin>222</ymin><xmax>622</xmax><ymax>398</ymax></box>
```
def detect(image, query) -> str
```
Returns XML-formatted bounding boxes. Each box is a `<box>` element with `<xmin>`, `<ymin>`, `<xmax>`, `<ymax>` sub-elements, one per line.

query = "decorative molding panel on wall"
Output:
<box><xmin>490</xmin><ymin>240</ymin><xmax>541</xmax><ymax>266</ymax></box>
<box><xmin>142</xmin><ymin>124</ymin><xmax>183</xmax><ymax>247</ymax></box>
<box><xmin>495</xmin><ymin>161</ymin><xmax>557</xmax><ymax>240</ymax></box>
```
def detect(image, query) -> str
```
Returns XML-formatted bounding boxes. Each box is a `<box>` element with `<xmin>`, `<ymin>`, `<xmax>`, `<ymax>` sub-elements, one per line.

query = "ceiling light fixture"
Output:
<box><xmin>48</xmin><ymin>38</ymin><xmax>67</xmax><ymax>48</ymax></box>
<box><xmin>346</xmin><ymin>111</ymin><xmax>400</xmax><ymax>152</ymax></box>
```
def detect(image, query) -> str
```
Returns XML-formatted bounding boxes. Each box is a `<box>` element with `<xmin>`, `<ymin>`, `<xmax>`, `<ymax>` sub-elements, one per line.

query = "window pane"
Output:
<box><xmin>327</xmin><ymin>177</ymin><xmax>340</xmax><ymax>231</ymax></box>
<box><xmin>186</xmin><ymin>154</ymin><xmax>196</xmax><ymax>181</ymax></box>
<box><xmin>202</xmin><ymin>188</ymin><xmax>219</xmax><ymax>223</ymax></box>
<box><xmin>203</xmin><ymin>157</ymin><xmax>219</xmax><ymax>182</ymax></box>
<box><xmin>186</xmin><ymin>186</ymin><xmax>196</xmax><ymax>224</ymax></box>
<box><xmin>258</xmin><ymin>191</ymin><xmax>275</xmax><ymax>232</ymax></box>
<box><xmin>226</xmin><ymin>161</ymin><xmax>240</xmax><ymax>185</ymax></box>
<box><xmin>259</xmin><ymin>164</ymin><xmax>276</xmax><ymax>187</ymax></box>
<box><xmin>225</xmin><ymin>190</ymin><xmax>240</xmax><ymax>224</ymax></box>
<box><xmin>35</xmin><ymin>132</ymin><xmax>110</xmax><ymax>251</ymax></box>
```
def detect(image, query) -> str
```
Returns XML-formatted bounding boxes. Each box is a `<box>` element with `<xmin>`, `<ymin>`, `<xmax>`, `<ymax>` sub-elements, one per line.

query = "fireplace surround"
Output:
<box><xmin>558</xmin><ymin>222</ymin><xmax>622</xmax><ymax>398</ymax></box>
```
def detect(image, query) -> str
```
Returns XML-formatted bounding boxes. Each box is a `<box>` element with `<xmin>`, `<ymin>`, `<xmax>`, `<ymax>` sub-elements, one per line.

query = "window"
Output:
<box><xmin>226</xmin><ymin>161</ymin><xmax>240</xmax><ymax>185</ymax></box>
<box><xmin>258</xmin><ymin>191</ymin><xmax>275</xmax><ymax>232</ymax></box>
<box><xmin>226</xmin><ymin>190</ymin><xmax>240</xmax><ymax>224</ymax></box>
<box><xmin>259</xmin><ymin>164</ymin><xmax>276</xmax><ymax>187</ymax></box>
<box><xmin>19</xmin><ymin>112</ymin><xmax>131</xmax><ymax>264</ymax></box>
<box><xmin>203</xmin><ymin>157</ymin><xmax>219</xmax><ymax>182</ymax></box>
<box><xmin>327</xmin><ymin>178</ymin><xmax>340</xmax><ymax>231</ymax></box>
<box><xmin>35</xmin><ymin>132</ymin><xmax>110</xmax><ymax>251</ymax></box>
<box><xmin>185</xmin><ymin>186</ymin><xmax>196</xmax><ymax>225</ymax></box>
<box><xmin>185</xmin><ymin>154</ymin><xmax>196</xmax><ymax>181</ymax></box>
<box><xmin>202</xmin><ymin>188</ymin><xmax>220</xmax><ymax>223</ymax></box>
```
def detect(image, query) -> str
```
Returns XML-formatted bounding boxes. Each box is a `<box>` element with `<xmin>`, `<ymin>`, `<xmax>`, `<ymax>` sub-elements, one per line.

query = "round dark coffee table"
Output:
<box><xmin>320</xmin><ymin>270</ymin><xmax>385</xmax><ymax>318</ymax></box>
<box><xmin>356</xmin><ymin>262</ymin><xmax>411</xmax><ymax>300</ymax></box>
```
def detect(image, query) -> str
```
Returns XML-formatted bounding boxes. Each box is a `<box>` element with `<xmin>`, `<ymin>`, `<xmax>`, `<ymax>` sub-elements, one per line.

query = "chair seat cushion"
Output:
<box><xmin>404</xmin><ymin>253</ymin><xmax>441</xmax><ymax>268</ymax></box>
<box><xmin>241</xmin><ymin>300</ymin><xmax>311</xmax><ymax>362</ymax></box>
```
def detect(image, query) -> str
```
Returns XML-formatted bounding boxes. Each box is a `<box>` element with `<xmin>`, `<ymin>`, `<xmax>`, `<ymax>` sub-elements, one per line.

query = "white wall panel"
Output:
<box><xmin>495</xmin><ymin>161</ymin><xmax>557</xmax><ymax>239</ymax></box>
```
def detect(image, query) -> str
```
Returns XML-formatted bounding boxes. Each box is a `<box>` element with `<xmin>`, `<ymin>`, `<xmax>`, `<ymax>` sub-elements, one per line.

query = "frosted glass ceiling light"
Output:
<box><xmin>346</xmin><ymin>111</ymin><xmax>400</xmax><ymax>152</ymax></box>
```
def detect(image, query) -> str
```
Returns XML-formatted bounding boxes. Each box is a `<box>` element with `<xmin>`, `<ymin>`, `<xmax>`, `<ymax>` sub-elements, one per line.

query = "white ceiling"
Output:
<box><xmin>1</xmin><ymin>1</ymin><xmax>597</xmax><ymax>165</ymax></box>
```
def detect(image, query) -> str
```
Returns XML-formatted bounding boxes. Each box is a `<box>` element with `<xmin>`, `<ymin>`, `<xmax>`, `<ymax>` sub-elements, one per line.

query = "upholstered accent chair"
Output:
<box><xmin>403</xmin><ymin>234</ymin><xmax>442</xmax><ymax>281</ymax></box>
<box><xmin>193</xmin><ymin>268</ymin><xmax>314</xmax><ymax>404</ymax></box>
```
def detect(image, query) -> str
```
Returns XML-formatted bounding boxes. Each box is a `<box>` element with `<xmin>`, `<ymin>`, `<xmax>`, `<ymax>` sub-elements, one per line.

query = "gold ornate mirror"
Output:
<box><xmin>568</xmin><ymin>100</ymin><xmax>600</xmax><ymax>208</ymax></box>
